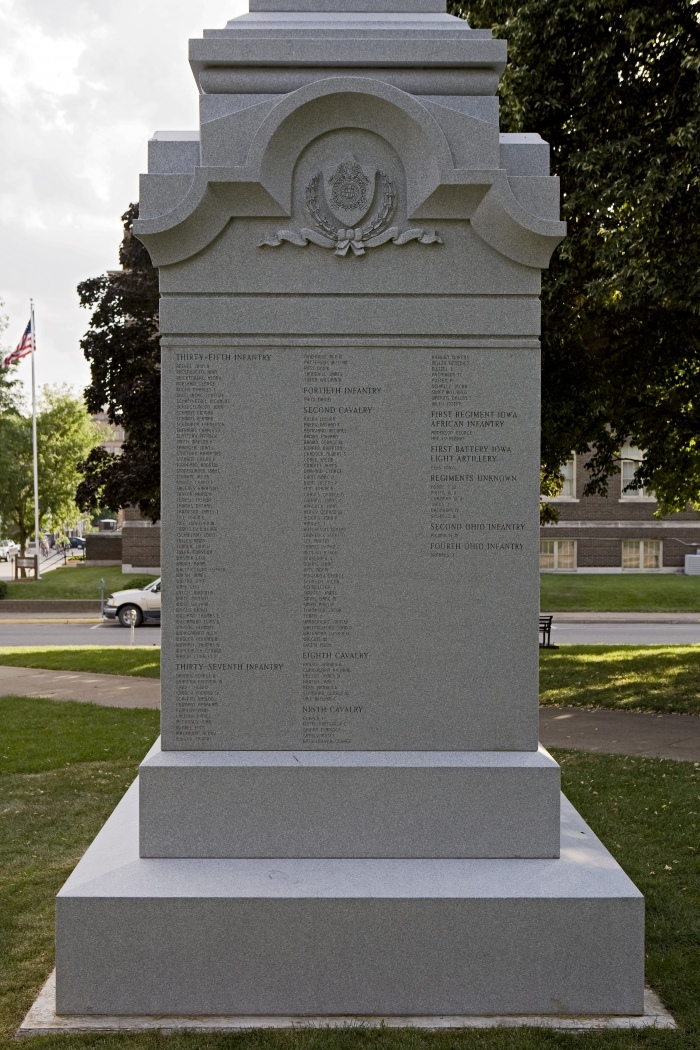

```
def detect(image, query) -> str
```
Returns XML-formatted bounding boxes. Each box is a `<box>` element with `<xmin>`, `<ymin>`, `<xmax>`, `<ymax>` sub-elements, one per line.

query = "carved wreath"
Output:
<box><xmin>259</xmin><ymin>167</ymin><xmax>442</xmax><ymax>257</ymax></box>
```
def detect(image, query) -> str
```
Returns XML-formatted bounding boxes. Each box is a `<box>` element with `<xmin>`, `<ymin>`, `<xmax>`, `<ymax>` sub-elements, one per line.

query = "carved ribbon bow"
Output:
<box><xmin>259</xmin><ymin>170</ymin><xmax>442</xmax><ymax>257</ymax></box>
<box><xmin>260</xmin><ymin>226</ymin><xmax>441</xmax><ymax>257</ymax></box>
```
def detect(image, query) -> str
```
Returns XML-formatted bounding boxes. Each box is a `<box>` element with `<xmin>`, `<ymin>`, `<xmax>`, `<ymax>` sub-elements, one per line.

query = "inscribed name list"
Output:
<box><xmin>160</xmin><ymin>346</ymin><xmax>540</xmax><ymax>752</ymax></box>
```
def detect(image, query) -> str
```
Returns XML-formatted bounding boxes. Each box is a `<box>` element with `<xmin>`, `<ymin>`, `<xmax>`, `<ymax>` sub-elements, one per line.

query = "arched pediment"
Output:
<box><xmin>247</xmin><ymin>77</ymin><xmax>453</xmax><ymax>216</ymax></box>
<box><xmin>134</xmin><ymin>77</ymin><xmax>565</xmax><ymax>268</ymax></box>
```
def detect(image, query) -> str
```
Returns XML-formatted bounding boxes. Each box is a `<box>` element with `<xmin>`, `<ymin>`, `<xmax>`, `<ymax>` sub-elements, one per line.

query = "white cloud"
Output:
<box><xmin>0</xmin><ymin>23</ymin><xmax>86</xmax><ymax>110</ymax></box>
<box><xmin>0</xmin><ymin>0</ymin><xmax>244</xmax><ymax>394</ymax></box>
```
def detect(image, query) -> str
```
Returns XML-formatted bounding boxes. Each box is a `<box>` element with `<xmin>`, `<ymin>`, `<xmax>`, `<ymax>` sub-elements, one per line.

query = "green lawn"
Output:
<box><xmin>0</xmin><ymin>697</ymin><xmax>698</xmax><ymax>1048</ymax></box>
<box><xmin>1</xmin><ymin>566</ymin><xmax>157</xmax><ymax>601</ymax></box>
<box><xmin>0</xmin><ymin>646</ymin><xmax>160</xmax><ymax>678</ymax></box>
<box><xmin>541</xmin><ymin>572</ymin><xmax>700</xmax><ymax>611</ymax></box>
<box><xmin>0</xmin><ymin>695</ymin><xmax>159</xmax><ymax>775</ymax></box>
<box><xmin>540</xmin><ymin>645</ymin><xmax>700</xmax><ymax>715</ymax></box>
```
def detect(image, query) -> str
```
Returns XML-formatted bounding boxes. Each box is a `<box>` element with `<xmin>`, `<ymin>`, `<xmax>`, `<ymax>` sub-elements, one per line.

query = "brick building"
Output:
<box><xmin>540</xmin><ymin>447</ymin><xmax>700</xmax><ymax>573</ymax></box>
<box><xmin>91</xmin><ymin>411</ymin><xmax>125</xmax><ymax>456</ymax></box>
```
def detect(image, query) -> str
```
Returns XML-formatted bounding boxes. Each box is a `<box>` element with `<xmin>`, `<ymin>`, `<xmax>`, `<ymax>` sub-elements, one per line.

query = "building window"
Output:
<box><xmin>620</xmin><ymin>445</ymin><xmax>654</xmax><ymax>499</ymax></box>
<box><xmin>559</xmin><ymin>456</ymin><xmax>576</xmax><ymax>498</ymax></box>
<box><xmin>540</xmin><ymin>539</ymin><xmax>577</xmax><ymax>571</ymax></box>
<box><xmin>622</xmin><ymin>540</ymin><xmax>662</xmax><ymax>571</ymax></box>
<box><xmin>541</xmin><ymin>455</ymin><xmax>576</xmax><ymax>501</ymax></box>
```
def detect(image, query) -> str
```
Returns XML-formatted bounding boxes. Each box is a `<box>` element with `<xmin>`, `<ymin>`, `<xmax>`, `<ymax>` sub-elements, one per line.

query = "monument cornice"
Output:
<box><xmin>189</xmin><ymin>38</ymin><xmax>506</xmax><ymax>73</ymax></box>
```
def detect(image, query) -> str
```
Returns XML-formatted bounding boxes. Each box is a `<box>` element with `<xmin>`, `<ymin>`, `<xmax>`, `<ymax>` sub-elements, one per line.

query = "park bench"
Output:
<box><xmin>539</xmin><ymin>614</ymin><xmax>558</xmax><ymax>649</ymax></box>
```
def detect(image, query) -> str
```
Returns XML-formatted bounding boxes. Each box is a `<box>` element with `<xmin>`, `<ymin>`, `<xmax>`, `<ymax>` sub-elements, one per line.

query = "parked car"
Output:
<box><xmin>69</xmin><ymin>536</ymin><xmax>86</xmax><ymax>549</ymax></box>
<box><xmin>103</xmin><ymin>578</ymin><xmax>161</xmax><ymax>627</ymax></box>
<box><xmin>0</xmin><ymin>539</ymin><xmax>20</xmax><ymax>561</ymax></box>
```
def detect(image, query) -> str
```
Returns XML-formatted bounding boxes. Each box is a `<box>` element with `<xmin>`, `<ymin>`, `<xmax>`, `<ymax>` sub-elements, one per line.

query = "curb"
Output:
<box><xmin>542</xmin><ymin>612</ymin><xmax>700</xmax><ymax>624</ymax></box>
<box><xmin>0</xmin><ymin>600</ymin><xmax>102</xmax><ymax>613</ymax></box>
<box><xmin>0</xmin><ymin>618</ymin><xmax>102</xmax><ymax>625</ymax></box>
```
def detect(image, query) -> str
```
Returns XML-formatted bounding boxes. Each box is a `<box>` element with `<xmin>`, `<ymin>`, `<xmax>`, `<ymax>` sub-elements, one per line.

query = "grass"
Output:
<box><xmin>0</xmin><ymin>697</ymin><xmax>699</xmax><ymax>1048</ymax></box>
<box><xmin>0</xmin><ymin>646</ymin><xmax>160</xmax><ymax>678</ymax></box>
<box><xmin>0</xmin><ymin>696</ymin><xmax>159</xmax><ymax>775</ymax></box>
<box><xmin>18</xmin><ymin>569</ymin><xmax>696</xmax><ymax>611</ymax></box>
<box><xmin>541</xmin><ymin>572</ymin><xmax>700</xmax><ymax>612</ymax></box>
<box><xmin>1</xmin><ymin>566</ymin><xmax>157</xmax><ymax>601</ymax></box>
<box><xmin>540</xmin><ymin>645</ymin><xmax>700</xmax><ymax>716</ymax></box>
<box><xmin>0</xmin><ymin>698</ymin><xmax>159</xmax><ymax>1049</ymax></box>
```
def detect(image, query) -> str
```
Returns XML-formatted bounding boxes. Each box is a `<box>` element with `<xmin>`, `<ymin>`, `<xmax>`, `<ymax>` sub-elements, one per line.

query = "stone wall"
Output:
<box><xmin>122</xmin><ymin>524</ymin><xmax>161</xmax><ymax>573</ymax></box>
<box><xmin>85</xmin><ymin>532</ymin><xmax>122</xmax><ymax>566</ymax></box>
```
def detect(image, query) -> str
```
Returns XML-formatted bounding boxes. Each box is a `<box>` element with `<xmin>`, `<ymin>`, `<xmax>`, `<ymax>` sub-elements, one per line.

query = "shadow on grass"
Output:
<box><xmin>540</xmin><ymin>645</ymin><xmax>700</xmax><ymax>715</ymax></box>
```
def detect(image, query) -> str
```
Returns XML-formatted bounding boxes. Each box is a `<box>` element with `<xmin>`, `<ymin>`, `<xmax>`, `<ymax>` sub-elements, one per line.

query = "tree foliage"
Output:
<box><xmin>0</xmin><ymin>387</ymin><xmax>101</xmax><ymax>553</ymax></box>
<box><xmin>449</xmin><ymin>0</ymin><xmax>700</xmax><ymax>511</ymax></box>
<box><xmin>78</xmin><ymin>203</ymin><xmax>161</xmax><ymax>522</ymax></box>
<box><xmin>0</xmin><ymin>299</ymin><xmax>22</xmax><ymax>417</ymax></box>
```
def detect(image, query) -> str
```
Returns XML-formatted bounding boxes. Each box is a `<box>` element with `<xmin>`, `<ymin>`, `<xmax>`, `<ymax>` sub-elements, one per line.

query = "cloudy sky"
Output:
<box><xmin>0</xmin><ymin>0</ymin><xmax>246</xmax><ymax>402</ymax></box>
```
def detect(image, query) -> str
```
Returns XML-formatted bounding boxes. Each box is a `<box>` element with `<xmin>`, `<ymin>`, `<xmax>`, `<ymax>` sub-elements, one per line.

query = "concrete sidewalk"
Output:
<box><xmin>1</xmin><ymin>665</ymin><xmax>699</xmax><ymax>761</ymax></box>
<box><xmin>0</xmin><ymin>666</ymin><xmax>159</xmax><ymax>708</ymax></box>
<box><xmin>540</xmin><ymin>707</ymin><xmax>700</xmax><ymax>763</ymax></box>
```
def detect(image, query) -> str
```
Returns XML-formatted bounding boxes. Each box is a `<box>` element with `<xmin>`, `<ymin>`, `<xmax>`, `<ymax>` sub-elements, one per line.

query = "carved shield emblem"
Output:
<box><xmin>322</xmin><ymin>154</ymin><xmax>376</xmax><ymax>227</ymax></box>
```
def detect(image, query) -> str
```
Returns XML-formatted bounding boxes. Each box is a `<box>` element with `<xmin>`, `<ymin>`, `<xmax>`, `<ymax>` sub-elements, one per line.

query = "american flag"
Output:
<box><xmin>3</xmin><ymin>318</ymin><xmax>34</xmax><ymax>368</ymax></box>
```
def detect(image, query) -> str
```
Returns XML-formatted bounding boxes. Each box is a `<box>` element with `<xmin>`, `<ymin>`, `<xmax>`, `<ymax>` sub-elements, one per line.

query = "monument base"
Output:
<box><xmin>21</xmin><ymin>974</ymin><xmax>675</xmax><ymax>1036</ymax></box>
<box><xmin>56</xmin><ymin>781</ymin><xmax>644</xmax><ymax>1018</ymax></box>
<box><xmin>139</xmin><ymin>739</ymin><xmax>561</xmax><ymax>858</ymax></box>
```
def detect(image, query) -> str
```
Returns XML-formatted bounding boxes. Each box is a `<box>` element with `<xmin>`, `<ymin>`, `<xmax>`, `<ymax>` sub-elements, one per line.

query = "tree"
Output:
<box><xmin>0</xmin><ymin>386</ymin><xmax>101</xmax><ymax>555</ymax></box>
<box><xmin>449</xmin><ymin>0</ymin><xmax>700</xmax><ymax>511</ymax></box>
<box><xmin>74</xmin><ymin>446</ymin><xmax>120</xmax><ymax>524</ymax></box>
<box><xmin>78</xmin><ymin>203</ymin><xmax>161</xmax><ymax>522</ymax></box>
<box><xmin>0</xmin><ymin>298</ymin><xmax>22</xmax><ymax>418</ymax></box>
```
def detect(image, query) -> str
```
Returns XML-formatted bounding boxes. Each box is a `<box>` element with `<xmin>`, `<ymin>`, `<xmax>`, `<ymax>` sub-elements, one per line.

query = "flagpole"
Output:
<box><xmin>30</xmin><ymin>299</ymin><xmax>41</xmax><ymax>579</ymax></box>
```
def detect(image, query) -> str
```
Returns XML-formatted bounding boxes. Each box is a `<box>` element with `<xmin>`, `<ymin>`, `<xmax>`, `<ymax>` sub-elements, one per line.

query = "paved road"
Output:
<box><xmin>0</xmin><ymin>621</ymin><xmax>161</xmax><ymax>646</ymax></box>
<box><xmin>550</xmin><ymin>623</ymin><xmax>700</xmax><ymax>645</ymax></box>
<box><xmin>1</xmin><ymin>619</ymin><xmax>699</xmax><ymax>647</ymax></box>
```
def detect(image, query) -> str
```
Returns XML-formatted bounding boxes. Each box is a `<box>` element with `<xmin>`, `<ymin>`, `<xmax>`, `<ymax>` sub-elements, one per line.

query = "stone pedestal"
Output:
<box><xmin>57</xmin><ymin>784</ymin><xmax>643</xmax><ymax>1017</ymax></box>
<box><xmin>56</xmin><ymin>0</ymin><xmax>644</xmax><ymax>1019</ymax></box>
<box><xmin>138</xmin><ymin>740</ymin><xmax>561</xmax><ymax>858</ymax></box>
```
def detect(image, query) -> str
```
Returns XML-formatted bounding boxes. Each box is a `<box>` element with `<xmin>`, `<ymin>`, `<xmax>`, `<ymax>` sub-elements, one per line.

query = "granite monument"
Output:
<box><xmin>55</xmin><ymin>0</ymin><xmax>644</xmax><ymax>1020</ymax></box>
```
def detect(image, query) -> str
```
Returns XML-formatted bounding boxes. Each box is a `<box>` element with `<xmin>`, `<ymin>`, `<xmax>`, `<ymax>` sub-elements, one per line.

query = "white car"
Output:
<box><xmin>103</xmin><ymin>578</ymin><xmax>161</xmax><ymax>627</ymax></box>
<box><xmin>0</xmin><ymin>539</ymin><xmax>20</xmax><ymax>561</ymax></box>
